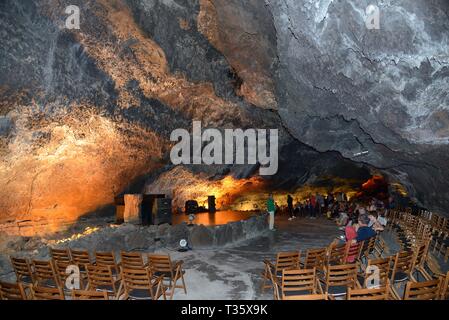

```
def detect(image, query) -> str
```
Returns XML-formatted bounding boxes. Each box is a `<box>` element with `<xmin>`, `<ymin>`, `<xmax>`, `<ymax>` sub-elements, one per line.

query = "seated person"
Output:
<box><xmin>356</xmin><ymin>214</ymin><xmax>377</xmax><ymax>242</ymax></box>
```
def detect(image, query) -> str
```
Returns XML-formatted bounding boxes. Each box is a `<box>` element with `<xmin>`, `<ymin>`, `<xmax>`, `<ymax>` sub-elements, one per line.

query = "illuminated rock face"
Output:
<box><xmin>0</xmin><ymin>0</ymin><xmax>448</xmax><ymax>235</ymax></box>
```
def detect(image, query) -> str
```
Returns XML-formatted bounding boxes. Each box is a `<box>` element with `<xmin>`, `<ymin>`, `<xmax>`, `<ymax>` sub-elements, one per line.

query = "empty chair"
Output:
<box><xmin>50</xmin><ymin>248</ymin><xmax>72</xmax><ymax>264</ymax></box>
<box><xmin>347</xmin><ymin>281</ymin><xmax>391</xmax><ymax>300</ymax></box>
<box><xmin>71</xmin><ymin>289</ymin><xmax>109</xmax><ymax>300</ymax></box>
<box><xmin>0</xmin><ymin>281</ymin><xmax>27</xmax><ymax>300</ymax></box>
<box><xmin>30</xmin><ymin>285</ymin><xmax>65</xmax><ymax>300</ymax></box>
<box><xmin>147</xmin><ymin>254</ymin><xmax>187</xmax><ymax>300</ymax></box>
<box><xmin>70</xmin><ymin>249</ymin><xmax>92</xmax><ymax>268</ymax></box>
<box><xmin>322</xmin><ymin>263</ymin><xmax>360</xmax><ymax>298</ymax></box>
<box><xmin>403</xmin><ymin>278</ymin><xmax>442</xmax><ymax>300</ymax></box>
<box><xmin>411</xmin><ymin>240</ymin><xmax>432</xmax><ymax>281</ymax></box>
<box><xmin>327</xmin><ymin>243</ymin><xmax>346</xmax><ymax>266</ymax></box>
<box><xmin>86</xmin><ymin>264</ymin><xmax>121</xmax><ymax>299</ymax></box>
<box><xmin>32</xmin><ymin>260</ymin><xmax>61</xmax><ymax>288</ymax></box>
<box><xmin>359</xmin><ymin>256</ymin><xmax>392</xmax><ymax>288</ymax></box>
<box><xmin>280</xmin><ymin>268</ymin><xmax>323</xmax><ymax>299</ymax></box>
<box><xmin>261</xmin><ymin>251</ymin><xmax>300</xmax><ymax>292</ymax></box>
<box><xmin>10</xmin><ymin>257</ymin><xmax>34</xmax><ymax>285</ymax></box>
<box><xmin>120</xmin><ymin>251</ymin><xmax>146</xmax><ymax>269</ymax></box>
<box><xmin>119</xmin><ymin>267</ymin><xmax>166</xmax><ymax>300</ymax></box>
<box><xmin>95</xmin><ymin>251</ymin><xmax>119</xmax><ymax>276</ymax></box>
<box><xmin>390</xmin><ymin>251</ymin><xmax>416</xmax><ymax>285</ymax></box>
<box><xmin>301</xmin><ymin>248</ymin><xmax>327</xmax><ymax>272</ymax></box>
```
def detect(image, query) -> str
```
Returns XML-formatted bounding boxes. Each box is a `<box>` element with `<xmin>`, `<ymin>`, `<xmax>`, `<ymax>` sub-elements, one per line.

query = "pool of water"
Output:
<box><xmin>172</xmin><ymin>210</ymin><xmax>261</xmax><ymax>226</ymax></box>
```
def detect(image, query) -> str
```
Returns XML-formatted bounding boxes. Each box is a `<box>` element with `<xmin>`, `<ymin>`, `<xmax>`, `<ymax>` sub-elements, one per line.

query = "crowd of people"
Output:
<box><xmin>266</xmin><ymin>192</ymin><xmax>395</xmax><ymax>237</ymax></box>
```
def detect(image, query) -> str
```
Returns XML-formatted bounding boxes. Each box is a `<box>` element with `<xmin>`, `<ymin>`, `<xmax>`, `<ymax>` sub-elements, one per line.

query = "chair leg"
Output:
<box><xmin>180</xmin><ymin>270</ymin><xmax>187</xmax><ymax>294</ymax></box>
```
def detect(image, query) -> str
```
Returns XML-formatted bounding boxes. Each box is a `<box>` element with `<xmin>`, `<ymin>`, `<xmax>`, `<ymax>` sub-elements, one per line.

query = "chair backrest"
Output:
<box><xmin>30</xmin><ymin>285</ymin><xmax>65</xmax><ymax>300</ymax></box>
<box><xmin>54</xmin><ymin>259</ymin><xmax>72</xmax><ymax>285</ymax></box>
<box><xmin>70</xmin><ymin>249</ymin><xmax>92</xmax><ymax>266</ymax></box>
<box><xmin>120</xmin><ymin>251</ymin><xmax>145</xmax><ymax>269</ymax></box>
<box><xmin>32</xmin><ymin>260</ymin><xmax>60</xmax><ymax>287</ymax></box>
<box><xmin>10</xmin><ymin>257</ymin><xmax>33</xmax><ymax>283</ymax></box>
<box><xmin>303</xmin><ymin>248</ymin><xmax>326</xmax><ymax>270</ymax></box>
<box><xmin>327</xmin><ymin>243</ymin><xmax>346</xmax><ymax>265</ymax></box>
<box><xmin>344</xmin><ymin>241</ymin><xmax>364</xmax><ymax>263</ymax></box>
<box><xmin>324</xmin><ymin>263</ymin><xmax>358</xmax><ymax>290</ymax></box>
<box><xmin>347</xmin><ymin>282</ymin><xmax>390</xmax><ymax>300</ymax></box>
<box><xmin>282</xmin><ymin>293</ymin><xmax>328</xmax><ymax>300</ymax></box>
<box><xmin>95</xmin><ymin>251</ymin><xmax>117</xmax><ymax>267</ymax></box>
<box><xmin>121</xmin><ymin>267</ymin><xmax>159</xmax><ymax>300</ymax></box>
<box><xmin>364</xmin><ymin>256</ymin><xmax>392</xmax><ymax>287</ymax></box>
<box><xmin>281</xmin><ymin>268</ymin><xmax>318</xmax><ymax>298</ymax></box>
<box><xmin>403</xmin><ymin>278</ymin><xmax>442</xmax><ymax>300</ymax></box>
<box><xmin>50</xmin><ymin>248</ymin><xmax>72</xmax><ymax>264</ymax></box>
<box><xmin>0</xmin><ymin>281</ymin><xmax>27</xmax><ymax>300</ymax></box>
<box><xmin>121</xmin><ymin>267</ymin><xmax>154</xmax><ymax>291</ymax></box>
<box><xmin>390</xmin><ymin>251</ymin><xmax>415</xmax><ymax>281</ymax></box>
<box><xmin>274</xmin><ymin>252</ymin><xmax>300</xmax><ymax>273</ymax></box>
<box><xmin>148</xmin><ymin>254</ymin><xmax>173</xmax><ymax>274</ymax></box>
<box><xmin>71</xmin><ymin>289</ymin><xmax>109</xmax><ymax>300</ymax></box>
<box><xmin>86</xmin><ymin>265</ymin><xmax>116</xmax><ymax>290</ymax></box>
<box><xmin>412</xmin><ymin>239</ymin><xmax>430</xmax><ymax>269</ymax></box>
<box><xmin>362</xmin><ymin>237</ymin><xmax>376</xmax><ymax>257</ymax></box>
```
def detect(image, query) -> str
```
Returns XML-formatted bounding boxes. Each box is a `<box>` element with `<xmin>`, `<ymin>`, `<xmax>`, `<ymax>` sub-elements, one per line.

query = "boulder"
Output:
<box><xmin>189</xmin><ymin>225</ymin><xmax>214</xmax><ymax>248</ymax></box>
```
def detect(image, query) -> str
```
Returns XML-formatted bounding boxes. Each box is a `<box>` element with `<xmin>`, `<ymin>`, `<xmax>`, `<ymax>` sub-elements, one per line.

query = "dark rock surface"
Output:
<box><xmin>0</xmin><ymin>0</ymin><xmax>448</xmax><ymax>234</ymax></box>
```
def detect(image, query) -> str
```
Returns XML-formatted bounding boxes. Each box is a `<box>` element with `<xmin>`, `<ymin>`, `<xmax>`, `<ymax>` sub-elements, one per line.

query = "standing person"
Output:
<box><xmin>287</xmin><ymin>195</ymin><xmax>295</xmax><ymax>221</ymax></box>
<box><xmin>310</xmin><ymin>194</ymin><xmax>317</xmax><ymax>219</ymax></box>
<box><xmin>266</xmin><ymin>193</ymin><xmax>276</xmax><ymax>231</ymax></box>
<box><xmin>317</xmin><ymin>193</ymin><xmax>324</xmax><ymax>217</ymax></box>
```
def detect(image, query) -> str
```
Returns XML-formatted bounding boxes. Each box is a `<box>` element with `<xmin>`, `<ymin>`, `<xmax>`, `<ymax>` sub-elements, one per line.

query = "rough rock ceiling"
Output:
<box><xmin>0</xmin><ymin>0</ymin><xmax>448</xmax><ymax>233</ymax></box>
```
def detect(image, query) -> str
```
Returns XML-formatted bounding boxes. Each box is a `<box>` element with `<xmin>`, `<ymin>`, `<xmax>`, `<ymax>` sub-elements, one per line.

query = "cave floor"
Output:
<box><xmin>167</xmin><ymin>216</ymin><xmax>342</xmax><ymax>300</ymax></box>
<box><xmin>165</xmin><ymin>215</ymin><xmax>449</xmax><ymax>300</ymax></box>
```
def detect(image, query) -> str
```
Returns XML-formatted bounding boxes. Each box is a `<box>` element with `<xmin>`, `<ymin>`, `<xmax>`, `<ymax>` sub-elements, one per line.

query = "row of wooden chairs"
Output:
<box><xmin>5</xmin><ymin>249</ymin><xmax>187</xmax><ymax>300</ymax></box>
<box><xmin>261</xmin><ymin>235</ymin><xmax>384</xmax><ymax>292</ymax></box>
<box><xmin>0</xmin><ymin>281</ymin><xmax>109</xmax><ymax>300</ymax></box>
<box><xmin>267</xmin><ymin>261</ymin><xmax>449</xmax><ymax>300</ymax></box>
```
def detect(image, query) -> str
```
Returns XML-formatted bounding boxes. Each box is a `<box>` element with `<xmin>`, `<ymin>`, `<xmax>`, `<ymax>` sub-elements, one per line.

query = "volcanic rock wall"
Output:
<box><xmin>1</xmin><ymin>0</ymin><xmax>448</xmax><ymax>235</ymax></box>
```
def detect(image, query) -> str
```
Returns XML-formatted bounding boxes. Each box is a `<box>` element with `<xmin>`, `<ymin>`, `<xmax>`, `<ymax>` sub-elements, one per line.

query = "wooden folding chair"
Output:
<box><xmin>30</xmin><ymin>285</ymin><xmax>65</xmax><ymax>300</ymax></box>
<box><xmin>390</xmin><ymin>251</ymin><xmax>416</xmax><ymax>285</ymax></box>
<box><xmin>119</xmin><ymin>267</ymin><xmax>166</xmax><ymax>300</ymax></box>
<box><xmin>322</xmin><ymin>263</ymin><xmax>360</xmax><ymax>298</ymax></box>
<box><xmin>86</xmin><ymin>264</ymin><xmax>121</xmax><ymax>299</ymax></box>
<box><xmin>359</xmin><ymin>256</ymin><xmax>392</xmax><ymax>288</ymax></box>
<box><xmin>411</xmin><ymin>239</ymin><xmax>433</xmax><ymax>281</ymax></box>
<box><xmin>70</xmin><ymin>249</ymin><xmax>92</xmax><ymax>268</ymax></box>
<box><xmin>261</xmin><ymin>251</ymin><xmax>300</xmax><ymax>291</ymax></box>
<box><xmin>94</xmin><ymin>251</ymin><xmax>119</xmax><ymax>278</ymax></box>
<box><xmin>282</xmin><ymin>293</ymin><xmax>328</xmax><ymax>300</ymax></box>
<box><xmin>280</xmin><ymin>268</ymin><xmax>323</xmax><ymax>299</ymax></box>
<box><xmin>50</xmin><ymin>248</ymin><xmax>72</xmax><ymax>264</ymax></box>
<box><xmin>403</xmin><ymin>278</ymin><xmax>442</xmax><ymax>300</ymax></box>
<box><xmin>343</xmin><ymin>241</ymin><xmax>364</xmax><ymax>264</ymax></box>
<box><xmin>0</xmin><ymin>281</ymin><xmax>27</xmax><ymax>300</ymax></box>
<box><xmin>71</xmin><ymin>289</ymin><xmax>109</xmax><ymax>300</ymax></box>
<box><xmin>147</xmin><ymin>254</ymin><xmax>187</xmax><ymax>300</ymax></box>
<box><xmin>265</xmin><ymin>264</ymin><xmax>280</xmax><ymax>300</ymax></box>
<box><xmin>32</xmin><ymin>259</ymin><xmax>61</xmax><ymax>288</ymax></box>
<box><xmin>327</xmin><ymin>243</ymin><xmax>346</xmax><ymax>266</ymax></box>
<box><xmin>120</xmin><ymin>251</ymin><xmax>146</xmax><ymax>269</ymax></box>
<box><xmin>10</xmin><ymin>257</ymin><xmax>34</xmax><ymax>285</ymax></box>
<box><xmin>301</xmin><ymin>248</ymin><xmax>327</xmax><ymax>272</ymax></box>
<box><xmin>347</xmin><ymin>280</ymin><xmax>391</xmax><ymax>300</ymax></box>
